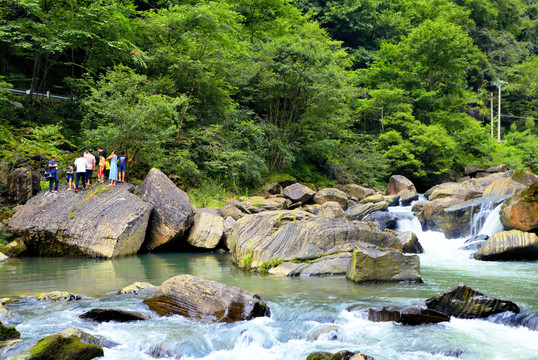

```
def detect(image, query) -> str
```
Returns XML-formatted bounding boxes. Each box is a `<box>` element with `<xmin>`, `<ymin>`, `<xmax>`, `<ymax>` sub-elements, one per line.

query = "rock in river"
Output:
<box><xmin>306</xmin><ymin>350</ymin><xmax>375</xmax><ymax>360</ymax></box>
<box><xmin>140</xmin><ymin>168</ymin><xmax>194</xmax><ymax>251</ymax></box>
<box><xmin>473</xmin><ymin>230</ymin><xmax>538</xmax><ymax>261</ymax></box>
<box><xmin>79</xmin><ymin>308</ymin><xmax>147</xmax><ymax>323</ymax></box>
<box><xmin>118</xmin><ymin>281</ymin><xmax>157</xmax><ymax>295</ymax></box>
<box><xmin>425</xmin><ymin>283</ymin><xmax>520</xmax><ymax>318</ymax></box>
<box><xmin>346</xmin><ymin>246</ymin><xmax>422</xmax><ymax>283</ymax></box>
<box><xmin>186</xmin><ymin>208</ymin><xmax>224</xmax><ymax>250</ymax></box>
<box><xmin>0</xmin><ymin>321</ymin><xmax>20</xmax><ymax>341</ymax></box>
<box><xmin>8</xmin><ymin>183</ymin><xmax>152</xmax><ymax>258</ymax></box>
<box><xmin>500</xmin><ymin>181</ymin><xmax>538</xmax><ymax>233</ymax></box>
<box><xmin>143</xmin><ymin>274</ymin><xmax>270</xmax><ymax>323</ymax></box>
<box><xmin>368</xmin><ymin>306</ymin><xmax>449</xmax><ymax>325</ymax></box>
<box><xmin>229</xmin><ymin>210</ymin><xmax>402</xmax><ymax>270</ymax></box>
<box><xmin>27</xmin><ymin>333</ymin><xmax>103</xmax><ymax>360</ymax></box>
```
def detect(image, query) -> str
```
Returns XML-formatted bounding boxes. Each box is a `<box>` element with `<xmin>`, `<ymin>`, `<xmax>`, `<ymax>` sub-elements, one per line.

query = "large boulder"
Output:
<box><xmin>143</xmin><ymin>274</ymin><xmax>270</xmax><ymax>323</ymax></box>
<box><xmin>140</xmin><ymin>168</ymin><xmax>194</xmax><ymax>251</ymax></box>
<box><xmin>229</xmin><ymin>210</ymin><xmax>402</xmax><ymax>270</ymax></box>
<box><xmin>483</xmin><ymin>177</ymin><xmax>527</xmax><ymax>197</ymax></box>
<box><xmin>186</xmin><ymin>208</ymin><xmax>224</xmax><ymax>250</ymax></box>
<box><xmin>368</xmin><ymin>306</ymin><xmax>449</xmax><ymax>325</ymax></box>
<box><xmin>473</xmin><ymin>230</ymin><xmax>538</xmax><ymax>261</ymax></box>
<box><xmin>0</xmin><ymin>321</ymin><xmax>19</xmax><ymax>341</ymax></box>
<box><xmin>282</xmin><ymin>183</ymin><xmax>316</xmax><ymax>203</ymax></box>
<box><xmin>6</xmin><ymin>166</ymin><xmax>40</xmax><ymax>204</ymax></box>
<box><xmin>414</xmin><ymin>197</ymin><xmax>462</xmax><ymax>231</ymax></box>
<box><xmin>346</xmin><ymin>246</ymin><xmax>422</xmax><ymax>283</ymax></box>
<box><xmin>436</xmin><ymin>196</ymin><xmax>508</xmax><ymax>239</ymax></box>
<box><xmin>313</xmin><ymin>188</ymin><xmax>348</xmax><ymax>208</ymax></box>
<box><xmin>428</xmin><ymin>185</ymin><xmax>482</xmax><ymax>201</ymax></box>
<box><xmin>337</xmin><ymin>184</ymin><xmax>376</xmax><ymax>201</ymax></box>
<box><xmin>27</xmin><ymin>333</ymin><xmax>104</xmax><ymax>360</ymax></box>
<box><xmin>425</xmin><ymin>283</ymin><xmax>520</xmax><ymax>318</ymax></box>
<box><xmin>8</xmin><ymin>183</ymin><xmax>152</xmax><ymax>258</ymax></box>
<box><xmin>305</xmin><ymin>201</ymin><xmax>345</xmax><ymax>219</ymax></box>
<box><xmin>500</xmin><ymin>181</ymin><xmax>538</xmax><ymax>232</ymax></box>
<box><xmin>385</xmin><ymin>175</ymin><xmax>416</xmax><ymax>195</ymax></box>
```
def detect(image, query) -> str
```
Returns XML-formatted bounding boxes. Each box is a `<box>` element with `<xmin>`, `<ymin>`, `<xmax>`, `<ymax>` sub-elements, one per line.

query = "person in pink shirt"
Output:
<box><xmin>84</xmin><ymin>149</ymin><xmax>96</xmax><ymax>187</ymax></box>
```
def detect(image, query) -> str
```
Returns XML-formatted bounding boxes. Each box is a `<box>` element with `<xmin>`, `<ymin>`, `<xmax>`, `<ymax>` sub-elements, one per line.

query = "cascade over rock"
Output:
<box><xmin>425</xmin><ymin>283</ymin><xmax>520</xmax><ymax>318</ymax></box>
<box><xmin>229</xmin><ymin>210</ymin><xmax>402</xmax><ymax>271</ymax></box>
<box><xmin>143</xmin><ymin>274</ymin><xmax>270</xmax><ymax>323</ymax></box>
<box><xmin>473</xmin><ymin>230</ymin><xmax>538</xmax><ymax>261</ymax></box>
<box><xmin>8</xmin><ymin>183</ymin><xmax>152</xmax><ymax>258</ymax></box>
<box><xmin>346</xmin><ymin>246</ymin><xmax>422</xmax><ymax>283</ymax></box>
<box><xmin>186</xmin><ymin>208</ymin><xmax>224</xmax><ymax>250</ymax></box>
<box><xmin>140</xmin><ymin>168</ymin><xmax>194</xmax><ymax>251</ymax></box>
<box><xmin>500</xmin><ymin>181</ymin><xmax>538</xmax><ymax>232</ymax></box>
<box><xmin>385</xmin><ymin>175</ymin><xmax>416</xmax><ymax>195</ymax></box>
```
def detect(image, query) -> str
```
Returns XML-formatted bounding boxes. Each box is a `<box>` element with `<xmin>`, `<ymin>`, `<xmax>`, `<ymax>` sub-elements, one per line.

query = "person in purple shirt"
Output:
<box><xmin>48</xmin><ymin>155</ymin><xmax>59</xmax><ymax>192</ymax></box>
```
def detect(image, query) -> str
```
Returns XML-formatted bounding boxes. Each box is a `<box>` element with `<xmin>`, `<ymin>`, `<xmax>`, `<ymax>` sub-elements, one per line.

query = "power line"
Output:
<box><xmin>502</xmin><ymin>114</ymin><xmax>538</xmax><ymax>121</ymax></box>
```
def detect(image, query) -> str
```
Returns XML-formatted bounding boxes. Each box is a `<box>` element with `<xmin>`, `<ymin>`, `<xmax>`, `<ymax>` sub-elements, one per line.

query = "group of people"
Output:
<box><xmin>48</xmin><ymin>147</ymin><xmax>130</xmax><ymax>193</ymax></box>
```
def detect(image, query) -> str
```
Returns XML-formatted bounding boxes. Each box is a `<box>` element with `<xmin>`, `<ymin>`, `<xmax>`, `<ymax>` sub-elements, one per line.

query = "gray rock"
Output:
<box><xmin>306</xmin><ymin>201</ymin><xmax>345</xmax><ymax>219</ymax></box>
<box><xmin>473</xmin><ymin>230</ymin><xmax>538</xmax><ymax>261</ymax></box>
<box><xmin>337</xmin><ymin>184</ymin><xmax>376</xmax><ymax>201</ymax></box>
<box><xmin>220</xmin><ymin>205</ymin><xmax>244</xmax><ymax>221</ymax></box>
<box><xmin>400</xmin><ymin>191</ymin><xmax>419</xmax><ymax>206</ymax></box>
<box><xmin>140</xmin><ymin>168</ymin><xmax>194</xmax><ymax>251</ymax></box>
<box><xmin>397</xmin><ymin>231</ymin><xmax>424</xmax><ymax>253</ymax></box>
<box><xmin>6</xmin><ymin>167</ymin><xmax>40</xmax><ymax>204</ymax></box>
<box><xmin>346</xmin><ymin>246</ymin><xmax>422</xmax><ymax>283</ymax></box>
<box><xmin>345</xmin><ymin>202</ymin><xmax>389</xmax><ymax>221</ymax></box>
<box><xmin>58</xmin><ymin>328</ymin><xmax>118</xmax><ymax>348</ymax></box>
<box><xmin>230</xmin><ymin>210</ymin><xmax>402</xmax><ymax>269</ymax></box>
<box><xmin>8</xmin><ymin>183</ymin><xmax>152</xmax><ymax>258</ymax></box>
<box><xmin>118</xmin><ymin>282</ymin><xmax>156</xmax><ymax>295</ymax></box>
<box><xmin>313</xmin><ymin>188</ymin><xmax>348</xmax><ymax>208</ymax></box>
<box><xmin>79</xmin><ymin>308</ymin><xmax>147</xmax><ymax>323</ymax></box>
<box><xmin>187</xmin><ymin>208</ymin><xmax>224</xmax><ymax>249</ymax></box>
<box><xmin>223</xmin><ymin>216</ymin><xmax>235</xmax><ymax>250</ymax></box>
<box><xmin>368</xmin><ymin>306</ymin><xmax>449</xmax><ymax>325</ymax></box>
<box><xmin>262</xmin><ymin>182</ymin><xmax>283</xmax><ymax>196</ymax></box>
<box><xmin>268</xmin><ymin>253</ymin><xmax>352</xmax><ymax>276</ymax></box>
<box><xmin>385</xmin><ymin>175</ymin><xmax>416</xmax><ymax>195</ymax></box>
<box><xmin>36</xmin><ymin>291</ymin><xmax>81</xmax><ymax>301</ymax></box>
<box><xmin>282</xmin><ymin>183</ymin><xmax>316</xmax><ymax>203</ymax></box>
<box><xmin>143</xmin><ymin>274</ymin><xmax>270</xmax><ymax>323</ymax></box>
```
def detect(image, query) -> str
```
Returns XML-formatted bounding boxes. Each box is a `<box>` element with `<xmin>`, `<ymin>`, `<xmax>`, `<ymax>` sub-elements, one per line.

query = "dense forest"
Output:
<box><xmin>0</xmin><ymin>0</ymin><xmax>537</xmax><ymax>193</ymax></box>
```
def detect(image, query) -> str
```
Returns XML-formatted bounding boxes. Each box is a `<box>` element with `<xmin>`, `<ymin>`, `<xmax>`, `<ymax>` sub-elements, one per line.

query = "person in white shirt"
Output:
<box><xmin>74</xmin><ymin>152</ymin><xmax>89</xmax><ymax>192</ymax></box>
<box><xmin>84</xmin><ymin>149</ymin><xmax>96</xmax><ymax>187</ymax></box>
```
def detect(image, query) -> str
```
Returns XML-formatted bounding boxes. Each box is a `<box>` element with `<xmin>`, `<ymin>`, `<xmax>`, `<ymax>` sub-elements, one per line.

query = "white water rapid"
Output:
<box><xmin>0</xmin><ymin>203</ymin><xmax>536</xmax><ymax>360</ymax></box>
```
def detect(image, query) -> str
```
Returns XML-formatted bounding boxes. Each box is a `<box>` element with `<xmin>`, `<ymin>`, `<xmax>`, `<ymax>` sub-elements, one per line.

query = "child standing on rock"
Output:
<box><xmin>66</xmin><ymin>164</ymin><xmax>74</xmax><ymax>190</ymax></box>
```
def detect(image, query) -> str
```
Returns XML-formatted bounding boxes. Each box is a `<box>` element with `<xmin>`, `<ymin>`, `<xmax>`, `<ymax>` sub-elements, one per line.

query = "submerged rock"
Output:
<box><xmin>425</xmin><ymin>283</ymin><xmax>520</xmax><ymax>318</ymax></box>
<box><xmin>186</xmin><ymin>208</ymin><xmax>224</xmax><ymax>250</ymax></box>
<box><xmin>230</xmin><ymin>210</ymin><xmax>402</xmax><ymax>270</ymax></box>
<box><xmin>79</xmin><ymin>308</ymin><xmax>147</xmax><ymax>323</ymax></box>
<box><xmin>118</xmin><ymin>282</ymin><xmax>157</xmax><ymax>295</ymax></box>
<box><xmin>36</xmin><ymin>291</ymin><xmax>81</xmax><ymax>301</ymax></box>
<box><xmin>346</xmin><ymin>246</ymin><xmax>422</xmax><ymax>284</ymax></box>
<box><xmin>368</xmin><ymin>306</ymin><xmax>449</xmax><ymax>325</ymax></box>
<box><xmin>143</xmin><ymin>274</ymin><xmax>270</xmax><ymax>323</ymax></box>
<box><xmin>8</xmin><ymin>183</ymin><xmax>152</xmax><ymax>258</ymax></box>
<box><xmin>140</xmin><ymin>168</ymin><xmax>194</xmax><ymax>251</ymax></box>
<box><xmin>306</xmin><ymin>350</ymin><xmax>375</xmax><ymax>360</ymax></box>
<box><xmin>500</xmin><ymin>181</ymin><xmax>538</xmax><ymax>232</ymax></box>
<box><xmin>473</xmin><ymin>230</ymin><xmax>538</xmax><ymax>261</ymax></box>
<box><xmin>27</xmin><ymin>334</ymin><xmax>103</xmax><ymax>360</ymax></box>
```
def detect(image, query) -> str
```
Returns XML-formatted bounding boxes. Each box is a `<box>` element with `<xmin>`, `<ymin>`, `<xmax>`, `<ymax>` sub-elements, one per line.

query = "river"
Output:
<box><xmin>0</xmin><ymin>205</ymin><xmax>537</xmax><ymax>359</ymax></box>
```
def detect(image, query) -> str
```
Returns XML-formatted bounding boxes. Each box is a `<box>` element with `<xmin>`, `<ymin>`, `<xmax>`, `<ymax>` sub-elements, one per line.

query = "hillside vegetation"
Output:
<box><xmin>1</xmin><ymin>0</ymin><xmax>537</xmax><ymax>193</ymax></box>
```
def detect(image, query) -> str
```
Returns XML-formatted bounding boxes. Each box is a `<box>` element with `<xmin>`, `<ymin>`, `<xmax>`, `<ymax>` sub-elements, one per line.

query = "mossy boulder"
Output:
<box><xmin>0</xmin><ymin>321</ymin><xmax>20</xmax><ymax>341</ymax></box>
<box><xmin>27</xmin><ymin>334</ymin><xmax>104</xmax><ymax>360</ymax></box>
<box><xmin>425</xmin><ymin>283</ymin><xmax>520</xmax><ymax>318</ymax></box>
<box><xmin>36</xmin><ymin>291</ymin><xmax>80</xmax><ymax>301</ymax></box>
<box><xmin>118</xmin><ymin>281</ymin><xmax>156</xmax><ymax>295</ymax></box>
<box><xmin>346</xmin><ymin>246</ymin><xmax>422</xmax><ymax>284</ymax></box>
<box><xmin>306</xmin><ymin>350</ymin><xmax>375</xmax><ymax>360</ymax></box>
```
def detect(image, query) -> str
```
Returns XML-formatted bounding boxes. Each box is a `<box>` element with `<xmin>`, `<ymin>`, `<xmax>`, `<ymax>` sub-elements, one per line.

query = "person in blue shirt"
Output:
<box><xmin>48</xmin><ymin>155</ymin><xmax>59</xmax><ymax>192</ymax></box>
<box><xmin>117</xmin><ymin>151</ymin><xmax>129</xmax><ymax>183</ymax></box>
<box><xmin>66</xmin><ymin>163</ymin><xmax>74</xmax><ymax>190</ymax></box>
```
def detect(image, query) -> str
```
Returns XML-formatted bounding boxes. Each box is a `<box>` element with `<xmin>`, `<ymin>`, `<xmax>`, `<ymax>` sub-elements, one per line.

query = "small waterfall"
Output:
<box><xmin>477</xmin><ymin>202</ymin><xmax>505</xmax><ymax>237</ymax></box>
<box><xmin>469</xmin><ymin>201</ymin><xmax>495</xmax><ymax>236</ymax></box>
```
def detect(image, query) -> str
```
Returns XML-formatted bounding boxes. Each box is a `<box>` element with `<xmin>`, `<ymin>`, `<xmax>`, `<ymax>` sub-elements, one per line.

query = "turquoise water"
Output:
<box><xmin>1</xmin><ymin>211</ymin><xmax>537</xmax><ymax>359</ymax></box>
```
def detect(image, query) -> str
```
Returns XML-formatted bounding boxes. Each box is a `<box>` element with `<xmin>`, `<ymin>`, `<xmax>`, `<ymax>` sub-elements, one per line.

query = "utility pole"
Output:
<box><xmin>490</xmin><ymin>92</ymin><xmax>494</xmax><ymax>138</ymax></box>
<box><xmin>493</xmin><ymin>79</ymin><xmax>508</xmax><ymax>143</ymax></box>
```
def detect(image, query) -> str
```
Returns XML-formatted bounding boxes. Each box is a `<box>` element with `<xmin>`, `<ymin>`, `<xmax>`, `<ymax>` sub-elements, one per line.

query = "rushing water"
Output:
<box><xmin>1</xmin><ymin>205</ymin><xmax>537</xmax><ymax>360</ymax></box>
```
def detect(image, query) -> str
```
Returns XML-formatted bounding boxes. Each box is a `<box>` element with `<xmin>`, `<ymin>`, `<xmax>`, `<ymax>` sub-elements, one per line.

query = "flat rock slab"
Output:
<box><xmin>79</xmin><ymin>308</ymin><xmax>147</xmax><ymax>323</ymax></box>
<box><xmin>143</xmin><ymin>274</ymin><xmax>270</xmax><ymax>323</ymax></box>
<box><xmin>368</xmin><ymin>306</ymin><xmax>449</xmax><ymax>325</ymax></box>
<box><xmin>229</xmin><ymin>210</ymin><xmax>402</xmax><ymax>269</ymax></box>
<box><xmin>425</xmin><ymin>283</ymin><xmax>520</xmax><ymax>318</ymax></box>
<box><xmin>473</xmin><ymin>230</ymin><xmax>538</xmax><ymax>261</ymax></box>
<box><xmin>8</xmin><ymin>183</ymin><xmax>152</xmax><ymax>258</ymax></box>
<box><xmin>140</xmin><ymin>168</ymin><xmax>194</xmax><ymax>251</ymax></box>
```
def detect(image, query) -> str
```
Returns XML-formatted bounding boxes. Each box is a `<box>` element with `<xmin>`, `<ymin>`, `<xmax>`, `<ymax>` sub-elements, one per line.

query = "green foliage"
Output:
<box><xmin>186</xmin><ymin>181</ymin><xmax>235</xmax><ymax>209</ymax></box>
<box><xmin>240</xmin><ymin>239</ymin><xmax>254</xmax><ymax>269</ymax></box>
<box><xmin>257</xmin><ymin>257</ymin><xmax>284</xmax><ymax>275</ymax></box>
